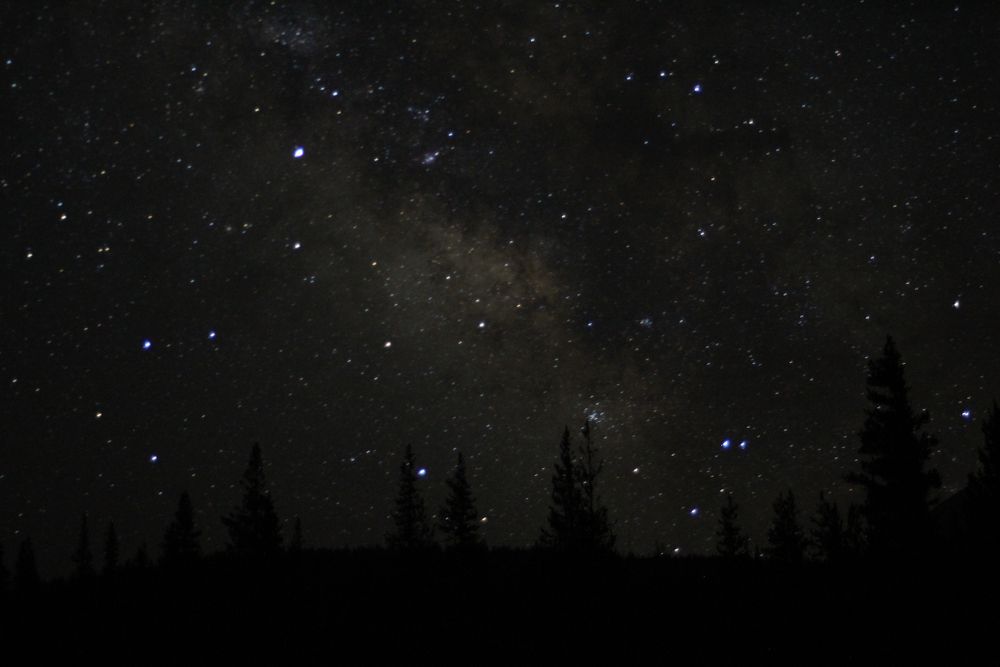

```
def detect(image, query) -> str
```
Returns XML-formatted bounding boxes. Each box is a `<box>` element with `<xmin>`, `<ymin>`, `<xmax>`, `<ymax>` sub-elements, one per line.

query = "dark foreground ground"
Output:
<box><xmin>2</xmin><ymin>549</ymin><xmax>994</xmax><ymax>662</ymax></box>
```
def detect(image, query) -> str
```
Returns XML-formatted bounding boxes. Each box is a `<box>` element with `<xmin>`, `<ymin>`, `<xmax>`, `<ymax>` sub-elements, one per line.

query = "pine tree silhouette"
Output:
<box><xmin>130</xmin><ymin>542</ymin><xmax>149</xmax><ymax>570</ymax></box>
<box><xmin>438</xmin><ymin>452</ymin><xmax>483</xmax><ymax>550</ymax></box>
<box><xmin>387</xmin><ymin>444</ymin><xmax>434</xmax><ymax>551</ymax></box>
<box><xmin>15</xmin><ymin>538</ymin><xmax>39</xmax><ymax>594</ymax></box>
<box><xmin>104</xmin><ymin>521</ymin><xmax>120</xmax><ymax>575</ymax></box>
<box><xmin>0</xmin><ymin>542</ymin><xmax>8</xmax><ymax>595</ymax></box>
<box><xmin>539</xmin><ymin>426</ymin><xmax>585</xmax><ymax>551</ymax></box>
<box><xmin>72</xmin><ymin>513</ymin><xmax>94</xmax><ymax>579</ymax></box>
<box><xmin>577</xmin><ymin>420</ymin><xmax>615</xmax><ymax>552</ymax></box>
<box><xmin>223</xmin><ymin>444</ymin><xmax>283</xmax><ymax>559</ymax></box>
<box><xmin>966</xmin><ymin>400</ymin><xmax>1000</xmax><ymax>552</ymax></box>
<box><xmin>716</xmin><ymin>493</ymin><xmax>749</xmax><ymax>558</ymax></box>
<box><xmin>766</xmin><ymin>489</ymin><xmax>805</xmax><ymax>564</ymax></box>
<box><xmin>847</xmin><ymin>335</ymin><xmax>941</xmax><ymax>558</ymax></box>
<box><xmin>289</xmin><ymin>516</ymin><xmax>303</xmax><ymax>554</ymax></box>
<box><xmin>810</xmin><ymin>492</ymin><xmax>844</xmax><ymax>562</ymax></box>
<box><xmin>163</xmin><ymin>491</ymin><xmax>202</xmax><ymax>566</ymax></box>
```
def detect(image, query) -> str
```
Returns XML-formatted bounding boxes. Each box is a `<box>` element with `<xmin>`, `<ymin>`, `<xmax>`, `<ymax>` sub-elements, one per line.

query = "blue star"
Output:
<box><xmin>142</xmin><ymin>339</ymin><xmax>152</xmax><ymax>350</ymax></box>
<box><xmin>293</xmin><ymin>146</ymin><xmax>305</xmax><ymax>159</ymax></box>
<box><xmin>417</xmin><ymin>467</ymin><xmax>427</xmax><ymax>478</ymax></box>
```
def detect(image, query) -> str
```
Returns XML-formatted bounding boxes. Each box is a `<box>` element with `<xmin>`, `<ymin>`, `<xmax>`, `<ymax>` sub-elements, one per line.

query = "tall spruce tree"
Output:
<box><xmin>810</xmin><ymin>492</ymin><xmax>845</xmax><ymax>562</ymax></box>
<box><xmin>16</xmin><ymin>538</ymin><xmax>39</xmax><ymax>593</ymax></box>
<box><xmin>289</xmin><ymin>517</ymin><xmax>303</xmax><ymax>554</ymax></box>
<box><xmin>438</xmin><ymin>452</ymin><xmax>482</xmax><ymax>550</ymax></box>
<box><xmin>846</xmin><ymin>336</ymin><xmax>941</xmax><ymax>557</ymax></box>
<box><xmin>0</xmin><ymin>542</ymin><xmax>8</xmax><ymax>595</ymax></box>
<box><xmin>577</xmin><ymin>420</ymin><xmax>615</xmax><ymax>552</ymax></box>
<box><xmin>716</xmin><ymin>493</ymin><xmax>749</xmax><ymax>558</ymax></box>
<box><xmin>386</xmin><ymin>444</ymin><xmax>434</xmax><ymax>551</ymax></box>
<box><xmin>222</xmin><ymin>444</ymin><xmax>283</xmax><ymax>558</ymax></box>
<box><xmin>766</xmin><ymin>489</ymin><xmax>805</xmax><ymax>564</ymax></box>
<box><xmin>539</xmin><ymin>426</ymin><xmax>584</xmax><ymax>550</ymax></box>
<box><xmin>163</xmin><ymin>491</ymin><xmax>202</xmax><ymax>566</ymax></box>
<box><xmin>103</xmin><ymin>521</ymin><xmax>120</xmax><ymax>575</ymax></box>
<box><xmin>72</xmin><ymin>513</ymin><xmax>94</xmax><ymax>578</ymax></box>
<box><xmin>966</xmin><ymin>400</ymin><xmax>1000</xmax><ymax>552</ymax></box>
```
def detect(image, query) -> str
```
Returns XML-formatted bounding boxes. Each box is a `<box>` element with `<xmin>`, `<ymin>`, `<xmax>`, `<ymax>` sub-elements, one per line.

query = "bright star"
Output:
<box><xmin>962</xmin><ymin>409</ymin><xmax>972</xmax><ymax>421</ymax></box>
<box><xmin>149</xmin><ymin>454</ymin><xmax>159</xmax><ymax>463</ymax></box>
<box><xmin>293</xmin><ymin>146</ymin><xmax>305</xmax><ymax>159</ymax></box>
<box><xmin>417</xmin><ymin>468</ymin><xmax>427</xmax><ymax>477</ymax></box>
<box><xmin>142</xmin><ymin>339</ymin><xmax>152</xmax><ymax>350</ymax></box>
<box><xmin>739</xmin><ymin>439</ymin><xmax>748</xmax><ymax>450</ymax></box>
<box><xmin>692</xmin><ymin>83</ymin><xmax>702</xmax><ymax>94</ymax></box>
<box><xmin>208</xmin><ymin>331</ymin><xmax>216</xmax><ymax>340</ymax></box>
<box><xmin>953</xmin><ymin>299</ymin><xmax>961</xmax><ymax>309</ymax></box>
<box><xmin>721</xmin><ymin>439</ymin><xmax>731</xmax><ymax>450</ymax></box>
<box><xmin>689</xmin><ymin>507</ymin><xmax>699</xmax><ymax>517</ymax></box>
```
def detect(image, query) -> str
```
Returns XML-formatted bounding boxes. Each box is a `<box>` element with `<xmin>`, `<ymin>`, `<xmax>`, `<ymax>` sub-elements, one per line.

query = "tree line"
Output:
<box><xmin>2</xmin><ymin>334</ymin><xmax>1000</xmax><ymax>592</ymax></box>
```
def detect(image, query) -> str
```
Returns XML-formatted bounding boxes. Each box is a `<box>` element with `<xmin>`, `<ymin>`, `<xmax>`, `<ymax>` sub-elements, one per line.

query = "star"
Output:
<box><xmin>142</xmin><ymin>339</ymin><xmax>152</xmax><ymax>350</ymax></box>
<box><xmin>293</xmin><ymin>146</ymin><xmax>305</xmax><ymax>159</ymax></box>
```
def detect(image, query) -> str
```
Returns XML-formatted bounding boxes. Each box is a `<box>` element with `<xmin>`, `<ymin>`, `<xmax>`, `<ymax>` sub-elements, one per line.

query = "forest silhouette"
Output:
<box><xmin>2</xmin><ymin>335</ymin><xmax>998</xmax><ymax>659</ymax></box>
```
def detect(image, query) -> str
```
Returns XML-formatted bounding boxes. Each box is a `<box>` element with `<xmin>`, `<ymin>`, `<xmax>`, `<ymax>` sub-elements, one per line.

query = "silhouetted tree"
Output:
<box><xmin>223</xmin><ymin>444</ymin><xmax>283</xmax><ymax>559</ymax></box>
<box><xmin>163</xmin><ymin>491</ymin><xmax>201</xmax><ymax>566</ymax></box>
<box><xmin>716</xmin><ymin>493</ymin><xmax>749</xmax><ymax>559</ymax></box>
<box><xmin>387</xmin><ymin>444</ymin><xmax>434</xmax><ymax>551</ymax></box>
<box><xmin>0</xmin><ymin>542</ymin><xmax>8</xmax><ymax>595</ymax></box>
<box><xmin>289</xmin><ymin>517</ymin><xmax>303</xmax><ymax>554</ymax></box>
<box><xmin>576</xmin><ymin>420</ymin><xmax>615</xmax><ymax>552</ymax></box>
<box><xmin>967</xmin><ymin>400</ymin><xmax>1000</xmax><ymax>552</ymax></box>
<box><xmin>15</xmin><ymin>538</ymin><xmax>39</xmax><ymax>593</ymax></box>
<box><xmin>438</xmin><ymin>452</ymin><xmax>483</xmax><ymax>550</ymax></box>
<box><xmin>129</xmin><ymin>542</ymin><xmax>149</xmax><ymax>570</ymax></box>
<box><xmin>539</xmin><ymin>426</ymin><xmax>585</xmax><ymax>551</ymax></box>
<box><xmin>810</xmin><ymin>492</ymin><xmax>844</xmax><ymax>562</ymax></box>
<box><xmin>846</xmin><ymin>336</ymin><xmax>941</xmax><ymax>558</ymax></box>
<box><xmin>767</xmin><ymin>489</ymin><xmax>805</xmax><ymax>564</ymax></box>
<box><xmin>72</xmin><ymin>513</ymin><xmax>94</xmax><ymax>579</ymax></box>
<box><xmin>844</xmin><ymin>503</ymin><xmax>867</xmax><ymax>558</ymax></box>
<box><xmin>103</xmin><ymin>521</ymin><xmax>120</xmax><ymax>575</ymax></box>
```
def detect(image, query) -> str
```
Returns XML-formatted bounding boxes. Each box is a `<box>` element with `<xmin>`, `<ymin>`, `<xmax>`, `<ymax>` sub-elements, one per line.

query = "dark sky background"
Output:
<box><xmin>2</xmin><ymin>1</ymin><xmax>998</xmax><ymax>575</ymax></box>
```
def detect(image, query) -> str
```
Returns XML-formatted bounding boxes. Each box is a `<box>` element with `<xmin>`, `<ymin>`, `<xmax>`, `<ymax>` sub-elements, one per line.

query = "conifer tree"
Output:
<box><xmin>104</xmin><ymin>521</ymin><xmax>120</xmax><ymax>575</ymax></box>
<box><xmin>438</xmin><ymin>452</ymin><xmax>483</xmax><ymax>550</ymax></box>
<box><xmin>810</xmin><ymin>492</ymin><xmax>844</xmax><ymax>562</ymax></box>
<box><xmin>387</xmin><ymin>444</ymin><xmax>434</xmax><ymax>551</ymax></box>
<box><xmin>163</xmin><ymin>491</ymin><xmax>202</xmax><ymax>566</ymax></box>
<box><xmin>72</xmin><ymin>513</ymin><xmax>94</xmax><ymax>578</ymax></box>
<box><xmin>767</xmin><ymin>489</ymin><xmax>805</xmax><ymax>564</ymax></box>
<box><xmin>289</xmin><ymin>516</ymin><xmax>303</xmax><ymax>554</ymax></box>
<box><xmin>130</xmin><ymin>542</ymin><xmax>149</xmax><ymax>570</ymax></box>
<box><xmin>577</xmin><ymin>420</ymin><xmax>615</xmax><ymax>552</ymax></box>
<box><xmin>716</xmin><ymin>493</ymin><xmax>749</xmax><ymax>559</ymax></box>
<box><xmin>846</xmin><ymin>336</ymin><xmax>941</xmax><ymax>557</ymax></box>
<box><xmin>223</xmin><ymin>444</ymin><xmax>283</xmax><ymax>558</ymax></box>
<box><xmin>967</xmin><ymin>400</ymin><xmax>1000</xmax><ymax>551</ymax></box>
<box><xmin>539</xmin><ymin>426</ymin><xmax>584</xmax><ymax>550</ymax></box>
<box><xmin>0</xmin><ymin>542</ymin><xmax>8</xmax><ymax>595</ymax></box>
<box><xmin>16</xmin><ymin>538</ymin><xmax>39</xmax><ymax>593</ymax></box>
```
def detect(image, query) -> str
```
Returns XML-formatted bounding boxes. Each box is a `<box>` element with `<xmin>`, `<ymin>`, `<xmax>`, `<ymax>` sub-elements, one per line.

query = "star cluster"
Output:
<box><xmin>2</xmin><ymin>2</ymin><xmax>998</xmax><ymax>572</ymax></box>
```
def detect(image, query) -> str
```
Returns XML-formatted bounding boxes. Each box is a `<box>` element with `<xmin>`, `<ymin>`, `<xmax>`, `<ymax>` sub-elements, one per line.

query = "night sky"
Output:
<box><xmin>3</xmin><ymin>1</ymin><xmax>998</xmax><ymax>574</ymax></box>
